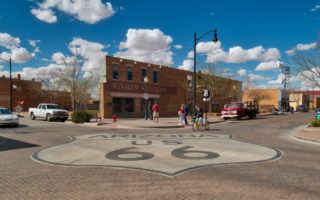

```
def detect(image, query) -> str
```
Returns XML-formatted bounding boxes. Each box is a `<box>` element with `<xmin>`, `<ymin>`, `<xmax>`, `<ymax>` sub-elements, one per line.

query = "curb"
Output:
<box><xmin>293</xmin><ymin>125</ymin><xmax>320</xmax><ymax>144</ymax></box>
<box><xmin>294</xmin><ymin>136</ymin><xmax>320</xmax><ymax>144</ymax></box>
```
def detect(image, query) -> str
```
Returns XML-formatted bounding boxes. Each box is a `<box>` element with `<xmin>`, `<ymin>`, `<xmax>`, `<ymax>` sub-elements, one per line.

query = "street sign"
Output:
<box><xmin>203</xmin><ymin>89</ymin><xmax>210</xmax><ymax>98</ymax></box>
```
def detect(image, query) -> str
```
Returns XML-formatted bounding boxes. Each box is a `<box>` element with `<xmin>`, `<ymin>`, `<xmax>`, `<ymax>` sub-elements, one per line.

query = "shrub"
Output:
<box><xmin>310</xmin><ymin>119</ymin><xmax>320</xmax><ymax>127</ymax></box>
<box><xmin>71</xmin><ymin>110</ymin><xmax>91</xmax><ymax>123</ymax></box>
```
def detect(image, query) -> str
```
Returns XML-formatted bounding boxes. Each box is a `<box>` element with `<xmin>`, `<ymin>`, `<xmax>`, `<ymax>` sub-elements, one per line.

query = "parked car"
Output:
<box><xmin>29</xmin><ymin>103</ymin><xmax>69</xmax><ymax>122</ymax></box>
<box><xmin>272</xmin><ymin>107</ymin><xmax>286</xmax><ymax>115</ymax></box>
<box><xmin>221</xmin><ymin>101</ymin><xmax>259</xmax><ymax>120</ymax></box>
<box><xmin>316</xmin><ymin>108</ymin><xmax>320</xmax><ymax>120</ymax></box>
<box><xmin>298</xmin><ymin>104</ymin><xmax>309</xmax><ymax>112</ymax></box>
<box><xmin>0</xmin><ymin>107</ymin><xmax>19</xmax><ymax>127</ymax></box>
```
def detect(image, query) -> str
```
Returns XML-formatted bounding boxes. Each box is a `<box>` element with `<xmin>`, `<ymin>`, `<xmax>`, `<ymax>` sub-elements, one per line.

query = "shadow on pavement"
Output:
<box><xmin>0</xmin><ymin>136</ymin><xmax>39</xmax><ymax>151</ymax></box>
<box><xmin>0</xmin><ymin>124</ymin><xmax>29</xmax><ymax>129</ymax></box>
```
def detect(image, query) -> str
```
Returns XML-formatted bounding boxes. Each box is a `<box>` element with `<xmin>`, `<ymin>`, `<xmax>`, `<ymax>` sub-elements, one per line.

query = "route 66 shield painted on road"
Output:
<box><xmin>32</xmin><ymin>133</ymin><xmax>282</xmax><ymax>176</ymax></box>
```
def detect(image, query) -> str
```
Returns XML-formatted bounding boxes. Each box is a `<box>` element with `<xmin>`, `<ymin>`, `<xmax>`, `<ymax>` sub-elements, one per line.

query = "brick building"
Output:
<box><xmin>289</xmin><ymin>91</ymin><xmax>320</xmax><ymax>110</ymax></box>
<box><xmin>242</xmin><ymin>88</ymin><xmax>285</xmax><ymax>113</ymax></box>
<box><xmin>0</xmin><ymin>74</ymin><xmax>71</xmax><ymax>111</ymax></box>
<box><xmin>100</xmin><ymin>56</ymin><xmax>242</xmax><ymax>118</ymax></box>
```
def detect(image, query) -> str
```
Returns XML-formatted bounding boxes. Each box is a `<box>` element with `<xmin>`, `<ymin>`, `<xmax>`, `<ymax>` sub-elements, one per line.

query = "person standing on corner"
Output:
<box><xmin>184</xmin><ymin>103</ymin><xmax>190</xmax><ymax>125</ymax></box>
<box><xmin>178</xmin><ymin>104</ymin><xmax>186</xmax><ymax>126</ymax></box>
<box><xmin>148</xmin><ymin>101</ymin><xmax>153</xmax><ymax>120</ymax></box>
<box><xmin>152</xmin><ymin>101</ymin><xmax>160</xmax><ymax>123</ymax></box>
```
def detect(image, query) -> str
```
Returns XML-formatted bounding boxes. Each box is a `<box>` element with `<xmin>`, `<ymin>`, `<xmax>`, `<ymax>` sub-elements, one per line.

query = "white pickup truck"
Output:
<box><xmin>29</xmin><ymin>103</ymin><xmax>69</xmax><ymax>122</ymax></box>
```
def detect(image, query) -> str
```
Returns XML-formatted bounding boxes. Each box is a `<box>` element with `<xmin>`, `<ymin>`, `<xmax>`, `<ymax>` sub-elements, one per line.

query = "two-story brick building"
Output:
<box><xmin>100</xmin><ymin>56</ymin><xmax>242</xmax><ymax>118</ymax></box>
<box><xmin>0</xmin><ymin>74</ymin><xmax>71</xmax><ymax>111</ymax></box>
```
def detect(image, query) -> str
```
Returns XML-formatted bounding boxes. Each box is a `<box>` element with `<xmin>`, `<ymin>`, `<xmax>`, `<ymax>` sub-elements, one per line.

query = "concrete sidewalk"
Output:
<box><xmin>85</xmin><ymin>116</ymin><xmax>225</xmax><ymax>129</ymax></box>
<box><xmin>294</xmin><ymin>126</ymin><xmax>320</xmax><ymax>143</ymax></box>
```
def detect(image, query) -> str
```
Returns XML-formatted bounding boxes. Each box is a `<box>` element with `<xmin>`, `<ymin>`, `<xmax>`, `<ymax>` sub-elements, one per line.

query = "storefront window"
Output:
<box><xmin>113</xmin><ymin>98</ymin><xmax>134</xmax><ymax>114</ymax></box>
<box><xmin>127</xmin><ymin>67</ymin><xmax>133</xmax><ymax>81</ymax></box>
<box><xmin>153</xmin><ymin>70</ymin><xmax>158</xmax><ymax>83</ymax></box>
<box><xmin>112</xmin><ymin>64</ymin><xmax>119</xmax><ymax>80</ymax></box>
<box><xmin>141</xmin><ymin>68</ymin><xmax>147</xmax><ymax>82</ymax></box>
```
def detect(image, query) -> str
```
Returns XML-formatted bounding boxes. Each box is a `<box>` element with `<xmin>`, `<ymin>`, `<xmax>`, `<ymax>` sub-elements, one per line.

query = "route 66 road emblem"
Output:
<box><xmin>32</xmin><ymin>133</ymin><xmax>282</xmax><ymax>176</ymax></box>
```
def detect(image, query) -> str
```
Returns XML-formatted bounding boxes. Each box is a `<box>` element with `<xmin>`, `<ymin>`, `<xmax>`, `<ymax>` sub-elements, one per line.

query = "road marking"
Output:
<box><xmin>32</xmin><ymin>133</ymin><xmax>282</xmax><ymax>176</ymax></box>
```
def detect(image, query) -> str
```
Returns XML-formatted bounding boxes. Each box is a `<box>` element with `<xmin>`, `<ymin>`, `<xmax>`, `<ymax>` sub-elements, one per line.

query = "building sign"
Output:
<box><xmin>32</xmin><ymin>133</ymin><xmax>282</xmax><ymax>176</ymax></box>
<box><xmin>105</xmin><ymin>81</ymin><xmax>177</xmax><ymax>95</ymax></box>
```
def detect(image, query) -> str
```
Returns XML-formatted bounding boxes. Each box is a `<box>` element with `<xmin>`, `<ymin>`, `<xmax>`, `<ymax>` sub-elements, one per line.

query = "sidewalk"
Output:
<box><xmin>85</xmin><ymin>116</ymin><xmax>225</xmax><ymax>129</ymax></box>
<box><xmin>294</xmin><ymin>126</ymin><xmax>320</xmax><ymax>143</ymax></box>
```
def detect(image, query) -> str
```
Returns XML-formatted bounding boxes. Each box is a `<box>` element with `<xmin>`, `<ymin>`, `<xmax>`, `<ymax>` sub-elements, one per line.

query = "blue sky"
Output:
<box><xmin>0</xmin><ymin>0</ymin><xmax>319</xmax><ymax>89</ymax></box>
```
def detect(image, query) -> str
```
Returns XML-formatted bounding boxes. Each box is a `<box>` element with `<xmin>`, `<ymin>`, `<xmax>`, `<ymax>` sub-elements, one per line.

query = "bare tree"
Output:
<box><xmin>292</xmin><ymin>40</ymin><xmax>320</xmax><ymax>88</ymax></box>
<box><xmin>200</xmin><ymin>63</ymin><xmax>240</xmax><ymax>112</ymax></box>
<box><xmin>36</xmin><ymin>70</ymin><xmax>61</xmax><ymax>103</ymax></box>
<box><xmin>56</xmin><ymin>53</ymin><xmax>92</xmax><ymax>111</ymax></box>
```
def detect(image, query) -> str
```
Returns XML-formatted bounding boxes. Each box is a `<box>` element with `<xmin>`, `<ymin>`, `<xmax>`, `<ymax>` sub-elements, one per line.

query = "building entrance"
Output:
<box><xmin>112</xmin><ymin>98</ymin><xmax>134</xmax><ymax>117</ymax></box>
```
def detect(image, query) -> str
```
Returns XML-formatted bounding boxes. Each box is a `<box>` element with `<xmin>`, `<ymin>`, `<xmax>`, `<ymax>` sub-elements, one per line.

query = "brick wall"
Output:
<box><xmin>0</xmin><ymin>76</ymin><xmax>71</xmax><ymax>111</ymax></box>
<box><xmin>100</xmin><ymin>56</ymin><xmax>242</xmax><ymax>118</ymax></box>
<box><xmin>242</xmin><ymin>89</ymin><xmax>281</xmax><ymax>113</ymax></box>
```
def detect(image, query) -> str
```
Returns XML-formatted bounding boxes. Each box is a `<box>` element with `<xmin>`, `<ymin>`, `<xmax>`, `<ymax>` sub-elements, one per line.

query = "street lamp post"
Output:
<box><xmin>193</xmin><ymin>29</ymin><xmax>218</xmax><ymax>114</ymax></box>
<box><xmin>144</xmin><ymin>77</ymin><xmax>149</xmax><ymax>120</ymax></box>
<box><xmin>187</xmin><ymin>74</ymin><xmax>192</xmax><ymax>102</ymax></box>
<box><xmin>0</xmin><ymin>57</ymin><xmax>13</xmax><ymax>111</ymax></box>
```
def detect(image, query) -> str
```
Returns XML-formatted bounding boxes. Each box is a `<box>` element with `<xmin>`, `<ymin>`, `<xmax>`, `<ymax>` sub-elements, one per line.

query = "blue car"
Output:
<box><xmin>298</xmin><ymin>104</ymin><xmax>309</xmax><ymax>112</ymax></box>
<box><xmin>316</xmin><ymin>108</ymin><xmax>320</xmax><ymax>120</ymax></box>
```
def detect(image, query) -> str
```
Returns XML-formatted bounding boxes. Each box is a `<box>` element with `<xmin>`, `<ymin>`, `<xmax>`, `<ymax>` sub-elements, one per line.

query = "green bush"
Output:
<box><xmin>310</xmin><ymin>119</ymin><xmax>320</xmax><ymax>127</ymax></box>
<box><xmin>71</xmin><ymin>110</ymin><xmax>91</xmax><ymax>123</ymax></box>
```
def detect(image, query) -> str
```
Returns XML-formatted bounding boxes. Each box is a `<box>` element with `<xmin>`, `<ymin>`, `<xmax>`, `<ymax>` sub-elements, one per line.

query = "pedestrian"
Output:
<box><xmin>178</xmin><ymin>104</ymin><xmax>186</xmax><ymax>126</ymax></box>
<box><xmin>184</xmin><ymin>103</ymin><xmax>190</xmax><ymax>125</ymax></box>
<box><xmin>148</xmin><ymin>101</ymin><xmax>153</xmax><ymax>120</ymax></box>
<box><xmin>152</xmin><ymin>102</ymin><xmax>160</xmax><ymax>123</ymax></box>
<box><xmin>194</xmin><ymin>106</ymin><xmax>204</xmax><ymax>125</ymax></box>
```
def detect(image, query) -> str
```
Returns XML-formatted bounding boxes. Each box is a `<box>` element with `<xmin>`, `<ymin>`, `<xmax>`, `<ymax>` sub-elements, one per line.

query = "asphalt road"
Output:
<box><xmin>0</xmin><ymin>113</ymin><xmax>319</xmax><ymax>200</ymax></box>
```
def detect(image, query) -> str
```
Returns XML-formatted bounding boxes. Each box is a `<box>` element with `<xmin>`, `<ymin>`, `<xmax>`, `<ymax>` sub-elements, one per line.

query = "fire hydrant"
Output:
<box><xmin>112</xmin><ymin>114</ymin><xmax>117</xmax><ymax>123</ymax></box>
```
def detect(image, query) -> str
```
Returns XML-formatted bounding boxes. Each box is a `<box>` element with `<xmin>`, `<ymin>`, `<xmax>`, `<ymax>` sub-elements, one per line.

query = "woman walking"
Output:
<box><xmin>178</xmin><ymin>104</ymin><xmax>186</xmax><ymax>126</ymax></box>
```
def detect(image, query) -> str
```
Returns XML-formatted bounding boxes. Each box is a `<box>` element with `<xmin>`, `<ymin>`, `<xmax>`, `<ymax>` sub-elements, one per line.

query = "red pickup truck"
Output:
<box><xmin>221</xmin><ymin>101</ymin><xmax>259</xmax><ymax>120</ymax></box>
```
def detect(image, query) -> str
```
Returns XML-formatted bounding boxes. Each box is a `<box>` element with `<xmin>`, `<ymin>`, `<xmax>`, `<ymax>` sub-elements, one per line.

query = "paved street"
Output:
<box><xmin>1</xmin><ymin>113</ymin><xmax>319</xmax><ymax>200</ymax></box>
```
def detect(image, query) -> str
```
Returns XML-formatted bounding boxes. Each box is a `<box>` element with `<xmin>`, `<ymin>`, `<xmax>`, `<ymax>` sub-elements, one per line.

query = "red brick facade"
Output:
<box><xmin>100</xmin><ymin>56</ymin><xmax>242</xmax><ymax>118</ymax></box>
<box><xmin>0</xmin><ymin>75</ymin><xmax>71</xmax><ymax>111</ymax></box>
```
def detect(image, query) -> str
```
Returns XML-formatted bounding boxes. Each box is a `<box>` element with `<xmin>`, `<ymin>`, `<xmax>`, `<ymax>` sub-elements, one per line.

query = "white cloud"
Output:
<box><xmin>31</xmin><ymin>8</ymin><xmax>57</xmax><ymax>23</ymax></box>
<box><xmin>296</xmin><ymin>43</ymin><xmax>317</xmax><ymax>51</ymax></box>
<box><xmin>174</xmin><ymin>44</ymin><xmax>183</xmax><ymax>49</ymax></box>
<box><xmin>255</xmin><ymin>61</ymin><xmax>279</xmax><ymax>71</ymax></box>
<box><xmin>237</xmin><ymin>68</ymin><xmax>247</xmax><ymax>76</ymax></box>
<box><xmin>0</xmin><ymin>32</ymin><xmax>34</xmax><ymax>63</ymax></box>
<box><xmin>310</xmin><ymin>5</ymin><xmax>320</xmax><ymax>12</ymax></box>
<box><xmin>51</xmin><ymin>52</ymin><xmax>65</xmax><ymax>64</ymax></box>
<box><xmin>286</xmin><ymin>42</ymin><xmax>317</xmax><ymax>55</ymax></box>
<box><xmin>206</xmin><ymin>45</ymin><xmax>280</xmax><ymax>63</ymax></box>
<box><xmin>28</xmin><ymin>39</ymin><xmax>40</xmax><ymax>47</ymax></box>
<box><xmin>196</xmin><ymin>41</ymin><xmax>221</xmax><ymax>53</ymax></box>
<box><xmin>248</xmin><ymin>73</ymin><xmax>271</xmax><ymax>81</ymax></box>
<box><xmin>0</xmin><ymin>63</ymin><xmax>65</xmax><ymax>81</ymax></box>
<box><xmin>286</xmin><ymin>49</ymin><xmax>295</xmax><ymax>56</ymax></box>
<box><xmin>178</xmin><ymin>59</ymin><xmax>193</xmax><ymax>71</ymax></box>
<box><xmin>31</xmin><ymin>0</ymin><xmax>115</xmax><ymax>24</ymax></box>
<box><xmin>68</xmin><ymin>37</ymin><xmax>107</xmax><ymax>72</ymax></box>
<box><xmin>10</xmin><ymin>47</ymin><xmax>33</xmax><ymax>63</ymax></box>
<box><xmin>267</xmin><ymin>74</ymin><xmax>284</xmax><ymax>85</ymax></box>
<box><xmin>187</xmin><ymin>51</ymin><xmax>194</xmax><ymax>59</ymax></box>
<box><xmin>0</xmin><ymin>64</ymin><xmax>3</xmax><ymax>71</ymax></box>
<box><xmin>115</xmin><ymin>28</ymin><xmax>174</xmax><ymax>65</ymax></box>
<box><xmin>0</xmin><ymin>33</ymin><xmax>20</xmax><ymax>49</ymax></box>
